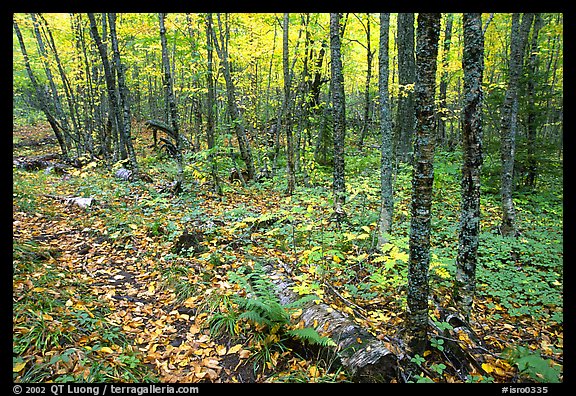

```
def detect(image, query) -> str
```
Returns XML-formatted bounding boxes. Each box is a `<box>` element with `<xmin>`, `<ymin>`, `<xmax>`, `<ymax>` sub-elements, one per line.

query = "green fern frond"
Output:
<box><xmin>286</xmin><ymin>327</ymin><xmax>337</xmax><ymax>347</ymax></box>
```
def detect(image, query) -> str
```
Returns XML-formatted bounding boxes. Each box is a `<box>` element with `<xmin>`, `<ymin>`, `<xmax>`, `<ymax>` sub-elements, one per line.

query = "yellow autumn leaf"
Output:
<box><xmin>42</xmin><ymin>313</ymin><xmax>53</xmax><ymax>321</ymax></box>
<box><xmin>13</xmin><ymin>362</ymin><xmax>26</xmax><ymax>372</ymax></box>
<box><xmin>129</xmin><ymin>224</ymin><xmax>138</xmax><ymax>230</ymax></box>
<box><xmin>227</xmin><ymin>344</ymin><xmax>243</xmax><ymax>354</ymax></box>
<box><xmin>216</xmin><ymin>345</ymin><xmax>227</xmax><ymax>356</ymax></box>
<box><xmin>482</xmin><ymin>362</ymin><xmax>495</xmax><ymax>373</ymax></box>
<box><xmin>332</xmin><ymin>255</ymin><xmax>341</xmax><ymax>263</ymax></box>
<box><xmin>309</xmin><ymin>365</ymin><xmax>320</xmax><ymax>378</ymax></box>
<box><xmin>238</xmin><ymin>349</ymin><xmax>251</xmax><ymax>359</ymax></box>
<box><xmin>99</xmin><ymin>346</ymin><xmax>114</xmax><ymax>353</ymax></box>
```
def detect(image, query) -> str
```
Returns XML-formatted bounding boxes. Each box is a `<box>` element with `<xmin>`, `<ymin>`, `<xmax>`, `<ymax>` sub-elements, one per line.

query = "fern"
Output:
<box><xmin>286</xmin><ymin>327</ymin><xmax>337</xmax><ymax>347</ymax></box>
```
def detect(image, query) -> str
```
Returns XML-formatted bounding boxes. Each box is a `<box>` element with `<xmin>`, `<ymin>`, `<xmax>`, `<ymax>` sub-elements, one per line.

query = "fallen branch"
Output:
<box><xmin>43</xmin><ymin>194</ymin><xmax>94</xmax><ymax>209</ymax></box>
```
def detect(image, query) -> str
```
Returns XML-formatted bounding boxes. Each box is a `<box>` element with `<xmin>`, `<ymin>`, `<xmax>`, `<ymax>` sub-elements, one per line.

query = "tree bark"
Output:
<box><xmin>437</xmin><ymin>13</ymin><xmax>453</xmax><ymax>147</ymax></box>
<box><xmin>283</xmin><ymin>13</ymin><xmax>296</xmax><ymax>195</ymax></box>
<box><xmin>159</xmin><ymin>13</ymin><xmax>184</xmax><ymax>194</ymax></box>
<box><xmin>205</xmin><ymin>14</ymin><xmax>222</xmax><ymax>195</ymax></box>
<box><xmin>395</xmin><ymin>13</ymin><xmax>416</xmax><ymax>163</ymax></box>
<box><xmin>108</xmin><ymin>13</ymin><xmax>139</xmax><ymax>178</ymax></box>
<box><xmin>377</xmin><ymin>13</ymin><xmax>394</xmax><ymax>248</ymax></box>
<box><xmin>525</xmin><ymin>13</ymin><xmax>543</xmax><ymax>190</ymax></box>
<box><xmin>87</xmin><ymin>13</ymin><xmax>123</xmax><ymax>162</ymax></box>
<box><xmin>358</xmin><ymin>13</ymin><xmax>373</xmax><ymax>149</ymax></box>
<box><xmin>13</xmin><ymin>17</ymin><xmax>68</xmax><ymax>158</ymax></box>
<box><xmin>210</xmin><ymin>13</ymin><xmax>256</xmax><ymax>181</ymax></box>
<box><xmin>453</xmin><ymin>13</ymin><xmax>484</xmax><ymax>321</ymax></box>
<box><xmin>330</xmin><ymin>13</ymin><xmax>346</xmax><ymax>221</ymax></box>
<box><xmin>406</xmin><ymin>13</ymin><xmax>441</xmax><ymax>356</ymax></box>
<box><xmin>499</xmin><ymin>13</ymin><xmax>534</xmax><ymax>237</ymax></box>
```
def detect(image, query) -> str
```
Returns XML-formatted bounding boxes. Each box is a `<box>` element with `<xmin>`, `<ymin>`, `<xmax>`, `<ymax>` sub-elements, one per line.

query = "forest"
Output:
<box><xmin>13</xmin><ymin>12</ymin><xmax>563</xmax><ymax>384</ymax></box>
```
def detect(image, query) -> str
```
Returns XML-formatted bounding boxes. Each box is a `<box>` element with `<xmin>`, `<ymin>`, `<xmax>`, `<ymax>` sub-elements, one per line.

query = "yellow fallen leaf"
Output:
<box><xmin>42</xmin><ymin>313</ymin><xmax>53</xmax><ymax>321</ymax></box>
<box><xmin>216</xmin><ymin>345</ymin><xmax>227</xmax><ymax>356</ymax></box>
<box><xmin>99</xmin><ymin>347</ymin><xmax>114</xmax><ymax>354</ymax></box>
<box><xmin>13</xmin><ymin>362</ymin><xmax>26</xmax><ymax>372</ymax></box>
<box><xmin>239</xmin><ymin>349</ymin><xmax>251</xmax><ymax>359</ymax></box>
<box><xmin>482</xmin><ymin>362</ymin><xmax>494</xmax><ymax>373</ymax></box>
<box><xmin>227</xmin><ymin>344</ymin><xmax>243</xmax><ymax>354</ymax></box>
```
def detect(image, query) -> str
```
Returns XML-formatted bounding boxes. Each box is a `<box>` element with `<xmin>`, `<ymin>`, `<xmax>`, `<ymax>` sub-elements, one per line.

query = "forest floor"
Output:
<box><xmin>12</xmin><ymin>122</ymin><xmax>563</xmax><ymax>383</ymax></box>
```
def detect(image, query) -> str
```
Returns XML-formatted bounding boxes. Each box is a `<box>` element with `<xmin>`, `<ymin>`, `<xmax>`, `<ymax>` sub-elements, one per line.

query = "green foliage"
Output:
<box><xmin>503</xmin><ymin>346</ymin><xmax>562</xmax><ymax>383</ymax></box>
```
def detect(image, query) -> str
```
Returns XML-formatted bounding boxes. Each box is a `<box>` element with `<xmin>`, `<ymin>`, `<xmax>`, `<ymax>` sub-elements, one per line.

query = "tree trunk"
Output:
<box><xmin>437</xmin><ymin>13</ymin><xmax>453</xmax><ymax>147</ymax></box>
<box><xmin>205</xmin><ymin>14</ymin><xmax>222</xmax><ymax>195</ymax></box>
<box><xmin>159</xmin><ymin>13</ymin><xmax>184</xmax><ymax>194</ymax></box>
<box><xmin>453</xmin><ymin>13</ymin><xmax>484</xmax><ymax>321</ymax></box>
<box><xmin>405</xmin><ymin>13</ymin><xmax>441</xmax><ymax>356</ymax></box>
<box><xmin>377</xmin><ymin>13</ymin><xmax>394</xmax><ymax>248</ymax></box>
<box><xmin>330</xmin><ymin>13</ymin><xmax>346</xmax><ymax>222</ymax></box>
<box><xmin>210</xmin><ymin>13</ymin><xmax>256</xmax><ymax>181</ymax></box>
<box><xmin>395</xmin><ymin>13</ymin><xmax>416</xmax><ymax>163</ymax></box>
<box><xmin>525</xmin><ymin>13</ymin><xmax>543</xmax><ymax>190</ymax></box>
<box><xmin>283</xmin><ymin>13</ymin><xmax>296</xmax><ymax>195</ymax></box>
<box><xmin>30</xmin><ymin>13</ymin><xmax>74</xmax><ymax>153</ymax></box>
<box><xmin>358</xmin><ymin>13</ymin><xmax>373</xmax><ymax>149</ymax></box>
<box><xmin>87</xmin><ymin>13</ymin><xmax>123</xmax><ymax>162</ymax></box>
<box><xmin>499</xmin><ymin>13</ymin><xmax>534</xmax><ymax>237</ymax></box>
<box><xmin>13</xmin><ymin>17</ymin><xmax>69</xmax><ymax>158</ymax></box>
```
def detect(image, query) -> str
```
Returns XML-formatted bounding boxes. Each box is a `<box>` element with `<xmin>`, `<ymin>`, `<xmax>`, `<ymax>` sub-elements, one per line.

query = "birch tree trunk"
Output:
<box><xmin>405</xmin><ymin>13</ymin><xmax>441</xmax><ymax>356</ymax></box>
<box><xmin>377</xmin><ymin>13</ymin><xmax>394</xmax><ymax>248</ymax></box>
<box><xmin>330</xmin><ymin>13</ymin><xmax>346</xmax><ymax>222</ymax></box>
<box><xmin>453</xmin><ymin>13</ymin><xmax>484</xmax><ymax>321</ymax></box>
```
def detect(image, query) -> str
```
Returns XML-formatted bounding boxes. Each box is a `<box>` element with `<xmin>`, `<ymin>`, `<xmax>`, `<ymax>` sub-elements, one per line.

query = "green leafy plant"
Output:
<box><xmin>503</xmin><ymin>346</ymin><xmax>561</xmax><ymax>383</ymax></box>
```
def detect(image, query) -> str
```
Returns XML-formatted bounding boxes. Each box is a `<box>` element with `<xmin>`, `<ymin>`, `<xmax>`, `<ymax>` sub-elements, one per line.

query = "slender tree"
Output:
<box><xmin>88</xmin><ymin>13</ymin><xmax>122</xmax><ymax>161</ymax></box>
<box><xmin>525</xmin><ymin>13</ymin><xmax>543</xmax><ymax>190</ymax></box>
<box><xmin>499</xmin><ymin>13</ymin><xmax>534</xmax><ymax>237</ymax></box>
<box><xmin>205</xmin><ymin>13</ymin><xmax>222</xmax><ymax>195</ymax></box>
<box><xmin>159</xmin><ymin>12</ymin><xmax>184</xmax><ymax>193</ymax></box>
<box><xmin>377</xmin><ymin>13</ymin><xmax>394</xmax><ymax>248</ymax></box>
<box><xmin>437</xmin><ymin>13</ymin><xmax>454</xmax><ymax>147</ymax></box>
<box><xmin>330</xmin><ymin>13</ymin><xmax>346</xmax><ymax>222</ymax></box>
<box><xmin>210</xmin><ymin>13</ymin><xmax>256</xmax><ymax>181</ymax></box>
<box><xmin>395</xmin><ymin>13</ymin><xmax>416</xmax><ymax>163</ymax></box>
<box><xmin>453</xmin><ymin>13</ymin><xmax>484</xmax><ymax>320</ymax></box>
<box><xmin>405</xmin><ymin>13</ymin><xmax>441</xmax><ymax>356</ymax></box>
<box><xmin>283</xmin><ymin>13</ymin><xmax>296</xmax><ymax>195</ymax></box>
<box><xmin>13</xmin><ymin>17</ymin><xmax>69</xmax><ymax>157</ymax></box>
<box><xmin>108</xmin><ymin>13</ymin><xmax>139</xmax><ymax>177</ymax></box>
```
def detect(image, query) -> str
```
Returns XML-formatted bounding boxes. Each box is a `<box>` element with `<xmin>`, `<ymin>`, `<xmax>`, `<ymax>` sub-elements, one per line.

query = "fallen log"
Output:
<box><xmin>260</xmin><ymin>260</ymin><xmax>398</xmax><ymax>382</ymax></box>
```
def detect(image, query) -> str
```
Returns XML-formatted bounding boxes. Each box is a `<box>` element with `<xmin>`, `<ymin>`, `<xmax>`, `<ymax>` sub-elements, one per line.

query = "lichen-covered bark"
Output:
<box><xmin>406</xmin><ymin>13</ymin><xmax>441</xmax><ymax>356</ymax></box>
<box><xmin>453</xmin><ymin>13</ymin><xmax>484</xmax><ymax>321</ymax></box>
<box><xmin>377</xmin><ymin>13</ymin><xmax>394</xmax><ymax>247</ymax></box>
<box><xmin>395</xmin><ymin>13</ymin><xmax>416</xmax><ymax>163</ymax></box>
<box><xmin>330</xmin><ymin>13</ymin><xmax>346</xmax><ymax>216</ymax></box>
